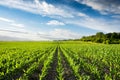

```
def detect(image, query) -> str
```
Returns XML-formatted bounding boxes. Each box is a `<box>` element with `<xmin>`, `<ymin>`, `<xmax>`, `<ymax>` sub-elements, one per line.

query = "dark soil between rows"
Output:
<box><xmin>43</xmin><ymin>47</ymin><xmax>58</xmax><ymax>80</ymax></box>
<box><xmin>60</xmin><ymin>48</ymin><xmax>77</xmax><ymax>80</ymax></box>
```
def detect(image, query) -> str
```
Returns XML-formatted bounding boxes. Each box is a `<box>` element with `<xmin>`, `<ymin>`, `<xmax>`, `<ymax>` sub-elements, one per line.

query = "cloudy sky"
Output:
<box><xmin>0</xmin><ymin>0</ymin><xmax>120</xmax><ymax>41</ymax></box>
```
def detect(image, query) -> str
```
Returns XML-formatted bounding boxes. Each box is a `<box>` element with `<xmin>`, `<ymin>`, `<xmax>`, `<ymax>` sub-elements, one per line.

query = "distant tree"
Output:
<box><xmin>106</xmin><ymin>33</ymin><xmax>112</xmax><ymax>39</ymax></box>
<box><xmin>111</xmin><ymin>32</ymin><xmax>117</xmax><ymax>39</ymax></box>
<box><xmin>80</xmin><ymin>32</ymin><xmax>120</xmax><ymax>44</ymax></box>
<box><xmin>96</xmin><ymin>32</ymin><xmax>104</xmax><ymax>38</ymax></box>
<box><xmin>95</xmin><ymin>38</ymin><xmax>103</xmax><ymax>43</ymax></box>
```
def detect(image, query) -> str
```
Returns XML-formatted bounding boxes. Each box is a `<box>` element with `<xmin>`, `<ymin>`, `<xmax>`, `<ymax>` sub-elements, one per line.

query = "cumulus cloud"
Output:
<box><xmin>76</xmin><ymin>0</ymin><xmax>120</xmax><ymax>14</ymax></box>
<box><xmin>0</xmin><ymin>0</ymin><xmax>120</xmax><ymax>41</ymax></box>
<box><xmin>0</xmin><ymin>0</ymin><xmax>73</xmax><ymax>18</ymax></box>
<box><xmin>0</xmin><ymin>28</ymin><xmax>81</xmax><ymax>41</ymax></box>
<box><xmin>10</xmin><ymin>23</ymin><xmax>25</xmax><ymax>28</ymax></box>
<box><xmin>35</xmin><ymin>0</ymin><xmax>73</xmax><ymax>18</ymax></box>
<box><xmin>77</xmin><ymin>12</ymin><xmax>88</xmax><ymax>17</ymax></box>
<box><xmin>66</xmin><ymin>16</ymin><xmax>120</xmax><ymax>32</ymax></box>
<box><xmin>0</xmin><ymin>17</ymin><xmax>14</xmax><ymax>23</ymax></box>
<box><xmin>0</xmin><ymin>29</ymin><xmax>28</xmax><ymax>34</ymax></box>
<box><xmin>0</xmin><ymin>17</ymin><xmax>25</xmax><ymax>28</ymax></box>
<box><xmin>48</xmin><ymin>28</ymin><xmax>81</xmax><ymax>40</ymax></box>
<box><xmin>47</xmin><ymin>20</ymin><xmax>65</xmax><ymax>26</ymax></box>
<box><xmin>0</xmin><ymin>35</ymin><xmax>29</xmax><ymax>41</ymax></box>
<box><xmin>0</xmin><ymin>29</ymin><xmax>50</xmax><ymax>41</ymax></box>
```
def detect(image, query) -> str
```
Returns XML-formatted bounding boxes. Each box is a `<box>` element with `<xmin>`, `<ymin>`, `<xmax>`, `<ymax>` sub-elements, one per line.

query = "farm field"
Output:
<box><xmin>0</xmin><ymin>41</ymin><xmax>120</xmax><ymax>80</ymax></box>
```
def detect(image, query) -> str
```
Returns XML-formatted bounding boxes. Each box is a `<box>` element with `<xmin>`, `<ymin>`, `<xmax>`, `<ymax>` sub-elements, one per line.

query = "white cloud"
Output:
<box><xmin>0</xmin><ymin>0</ymin><xmax>120</xmax><ymax>41</ymax></box>
<box><xmin>0</xmin><ymin>0</ymin><xmax>73</xmax><ymax>18</ymax></box>
<box><xmin>66</xmin><ymin>16</ymin><xmax>120</xmax><ymax>32</ymax></box>
<box><xmin>0</xmin><ymin>17</ymin><xmax>14</xmax><ymax>23</ymax></box>
<box><xmin>0</xmin><ymin>28</ymin><xmax>81</xmax><ymax>41</ymax></box>
<box><xmin>0</xmin><ymin>30</ymin><xmax>50</xmax><ymax>41</ymax></box>
<box><xmin>76</xmin><ymin>0</ymin><xmax>120</xmax><ymax>15</ymax></box>
<box><xmin>49</xmin><ymin>29</ymin><xmax>81</xmax><ymax>39</ymax></box>
<box><xmin>10</xmin><ymin>23</ymin><xmax>25</xmax><ymax>28</ymax></box>
<box><xmin>47</xmin><ymin>20</ymin><xmax>65</xmax><ymax>26</ymax></box>
<box><xmin>0</xmin><ymin>17</ymin><xmax>25</xmax><ymax>28</ymax></box>
<box><xmin>35</xmin><ymin>0</ymin><xmax>73</xmax><ymax>18</ymax></box>
<box><xmin>77</xmin><ymin>12</ymin><xmax>88</xmax><ymax>17</ymax></box>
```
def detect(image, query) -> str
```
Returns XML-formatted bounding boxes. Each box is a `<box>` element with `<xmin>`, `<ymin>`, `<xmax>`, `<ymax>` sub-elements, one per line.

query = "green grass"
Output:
<box><xmin>0</xmin><ymin>41</ymin><xmax>120</xmax><ymax>80</ymax></box>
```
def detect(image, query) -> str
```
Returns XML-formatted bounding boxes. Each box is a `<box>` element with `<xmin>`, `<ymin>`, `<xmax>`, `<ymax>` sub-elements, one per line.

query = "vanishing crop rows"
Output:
<box><xmin>0</xmin><ymin>43</ymin><xmax>120</xmax><ymax>80</ymax></box>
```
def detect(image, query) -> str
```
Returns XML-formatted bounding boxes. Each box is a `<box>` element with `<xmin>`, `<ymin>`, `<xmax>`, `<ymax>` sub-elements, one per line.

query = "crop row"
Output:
<box><xmin>0</xmin><ymin>44</ymin><xmax>56</xmax><ymax>80</ymax></box>
<box><xmin>61</xmin><ymin>44</ymin><xmax>120</xmax><ymax>80</ymax></box>
<box><xmin>0</xmin><ymin>42</ymin><xmax>120</xmax><ymax>80</ymax></box>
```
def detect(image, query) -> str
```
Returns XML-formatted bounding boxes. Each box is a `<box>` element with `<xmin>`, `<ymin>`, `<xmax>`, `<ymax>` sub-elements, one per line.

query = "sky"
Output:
<box><xmin>0</xmin><ymin>0</ymin><xmax>120</xmax><ymax>41</ymax></box>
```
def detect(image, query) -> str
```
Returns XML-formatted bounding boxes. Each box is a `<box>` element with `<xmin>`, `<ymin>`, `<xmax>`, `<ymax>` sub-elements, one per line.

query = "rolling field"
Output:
<box><xmin>0</xmin><ymin>41</ymin><xmax>120</xmax><ymax>80</ymax></box>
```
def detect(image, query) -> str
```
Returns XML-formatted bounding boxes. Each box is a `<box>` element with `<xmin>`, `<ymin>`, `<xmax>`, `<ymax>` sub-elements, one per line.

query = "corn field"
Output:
<box><xmin>0</xmin><ymin>41</ymin><xmax>120</xmax><ymax>80</ymax></box>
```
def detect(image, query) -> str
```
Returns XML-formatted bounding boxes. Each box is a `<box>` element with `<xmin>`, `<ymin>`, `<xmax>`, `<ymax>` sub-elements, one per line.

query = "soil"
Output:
<box><xmin>59</xmin><ymin>48</ymin><xmax>77</xmax><ymax>80</ymax></box>
<box><xmin>43</xmin><ymin>47</ymin><xmax>58</xmax><ymax>80</ymax></box>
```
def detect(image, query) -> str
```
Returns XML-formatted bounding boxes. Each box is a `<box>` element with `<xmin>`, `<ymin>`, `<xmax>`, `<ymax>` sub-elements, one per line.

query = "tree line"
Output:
<box><xmin>80</xmin><ymin>32</ymin><xmax>120</xmax><ymax>44</ymax></box>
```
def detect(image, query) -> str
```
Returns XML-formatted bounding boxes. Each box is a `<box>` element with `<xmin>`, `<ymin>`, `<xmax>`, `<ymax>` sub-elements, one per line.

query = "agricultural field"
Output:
<box><xmin>0</xmin><ymin>41</ymin><xmax>120</xmax><ymax>80</ymax></box>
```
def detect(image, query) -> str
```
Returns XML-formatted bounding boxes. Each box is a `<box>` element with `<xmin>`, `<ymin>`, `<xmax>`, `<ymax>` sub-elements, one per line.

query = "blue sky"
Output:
<box><xmin>0</xmin><ymin>0</ymin><xmax>120</xmax><ymax>41</ymax></box>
